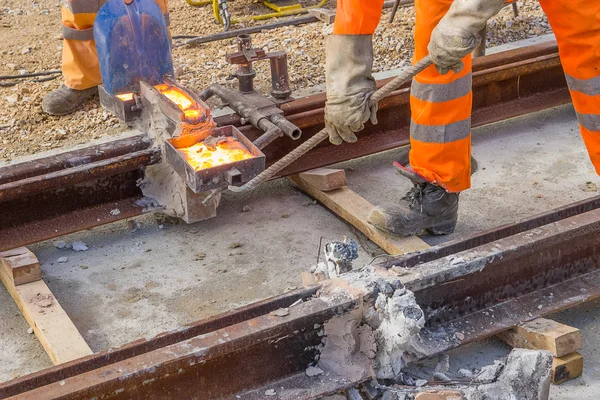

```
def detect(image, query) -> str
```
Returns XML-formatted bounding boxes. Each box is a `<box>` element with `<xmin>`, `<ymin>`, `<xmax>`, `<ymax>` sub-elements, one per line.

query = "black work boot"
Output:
<box><xmin>367</xmin><ymin>164</ymin><xmax>459</xmax><ymax>236</ymax></box>
<box><xmin>42</xmin><ymin>85</ymin><xmax>97</xmax><ymax>116</ymax></box>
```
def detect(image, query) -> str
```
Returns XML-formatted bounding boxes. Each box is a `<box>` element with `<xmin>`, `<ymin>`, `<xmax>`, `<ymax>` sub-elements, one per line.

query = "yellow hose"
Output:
<box><xmin>247</xmin><ymin>0</ymin><xmax>326</xmax><ymax>21</ymax></box>
<box><xmin>186</xmin><ymin>0</ymin><xmax>211</xmax><ymax>7</ymax></box>
<box><xmin>198</xmin><ymin>0</ymin><xmax>328</xmax><ymax>27</ymax></box>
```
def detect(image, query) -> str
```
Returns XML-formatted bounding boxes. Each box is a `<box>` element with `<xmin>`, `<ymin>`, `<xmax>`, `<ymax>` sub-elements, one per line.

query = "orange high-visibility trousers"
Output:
<box><xmin>409</xmin><ymin>0</ymin><xmax>472</xmax><ymax>193</ymax></box>
<box><xmin>61</xmin><ymin>0</ymin><xmax>169</xmax><ymax>90</ymax></box>
<box><xmin>334</xmin><ymin>0</ymin><xmax>472</xmax><ymax>192</ymax></box>
<box><xmin>539</xmin><ymin>0</ymin><xmax>600</xmax><ymax>174</ymax></box>
<box><xmin>334</xmin><ymin>0</ymin><xmax>600</xmax><ymax>191</ymax></box>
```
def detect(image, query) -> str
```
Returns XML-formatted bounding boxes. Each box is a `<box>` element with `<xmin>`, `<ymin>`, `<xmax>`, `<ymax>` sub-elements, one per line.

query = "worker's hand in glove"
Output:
<box><xmin>428</xmin><ymin>0</ymin><xmax>505</xmax><ymax>74</ymax></box>
<box><xmin>324</xmin><ymin>35</ymin><xmax>378</xmax><ymax>145</ymax></box>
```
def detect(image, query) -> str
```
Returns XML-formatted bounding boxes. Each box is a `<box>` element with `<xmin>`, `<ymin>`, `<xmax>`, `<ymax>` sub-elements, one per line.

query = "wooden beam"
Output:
<box><xmin>298</xmin><ymin>168</ymin><xmax>347</xmax><ymax>191</ymax></box>
<box><xmin>497</xmin><ymin>318</ymin><xmax>581</xmax><ymax>357</ymax></box>
<box><xmin>290</xmin><ymin>174</ymin><xmax>430</xmax><ymax>255</ymax></box>
<box><xmin>415</xmin><ymin>391</ymin><xmax>464</xmax><ymax>400</ymax></box>
<box><xmin>552</xmin><ymin>352</ymin><xmax>583</xmax><ymax>384</ymax></box>
<box><xmin>0</xmin><ymin>247</ymin><xmax>40</xmax><ymax>286</ymax></box>
<box><xmin>0</xmin><ymin>248</ymin><xmax>93</xmax><ymax>365</ymax></box>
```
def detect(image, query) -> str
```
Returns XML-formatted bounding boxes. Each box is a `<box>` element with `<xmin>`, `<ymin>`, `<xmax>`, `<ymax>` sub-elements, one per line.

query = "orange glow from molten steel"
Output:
<box><xmin>184</xmin><ymin>109</ymin><xmax>202</xmax><ymax>119</ymax></box>
<box><xmin>155</xmin><ymin>83</ymin><xmax>195</xmax><ymax>111</ymax></box>
<box><xmin>116</xmin><ymin>93</ymin><xmax>134</xmax><ymax>101</ymax></box>
<box><xmin>179</xmin><ymin>137</ymin><xmax>254</xmax><ymax>171</ymax></box>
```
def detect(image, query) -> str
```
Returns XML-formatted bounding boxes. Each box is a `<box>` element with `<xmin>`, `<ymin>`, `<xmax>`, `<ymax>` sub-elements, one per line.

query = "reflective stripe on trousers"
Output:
<box><xmin>539</xmin><ymin>0</ymin><xmax>600</xmax><ymax>173</ymax></box>
<box><xmin>408</xmin><ymin>0</ymin><xmax>473</xmax><ymax>193</ymax></box>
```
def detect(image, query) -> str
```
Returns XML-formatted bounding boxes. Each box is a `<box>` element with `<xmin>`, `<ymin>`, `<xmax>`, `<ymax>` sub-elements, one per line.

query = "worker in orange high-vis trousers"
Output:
<box><xmin>325</xmin><ymin>0</ymin><xmax>600</xmax><ymax>236</ymax></box>
<box><xmin>42</xmin><ymin>0</ymin><xmax>170</xmax><ymax>115</ymax></box>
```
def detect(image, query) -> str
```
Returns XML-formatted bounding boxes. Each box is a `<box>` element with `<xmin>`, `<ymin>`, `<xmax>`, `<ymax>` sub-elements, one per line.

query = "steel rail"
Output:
<box><xmin>3</xmin><ymin>195</ymin><xmax>600</xmax><ymax>398</ymax></box>
<box><xmin>0</xmin><ymin>41</ymin><xmax>568</xmax><ymax>252</ymax></box>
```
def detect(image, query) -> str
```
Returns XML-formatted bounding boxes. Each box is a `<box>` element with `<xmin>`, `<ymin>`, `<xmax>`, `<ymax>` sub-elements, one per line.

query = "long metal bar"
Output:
<box><xmin>398</xmin><ymin>206</ymin><xmax>600</xmax><ymax>360</ymax></box>
<box><xmin>0</xmin><ymin>42</ymin><xmax>568</xmax><ymax>252</ymax></box>
<box><xmin>2</xmin><ymin>289</ymin><xmax>356</xmax><ymax>400</ymax></box>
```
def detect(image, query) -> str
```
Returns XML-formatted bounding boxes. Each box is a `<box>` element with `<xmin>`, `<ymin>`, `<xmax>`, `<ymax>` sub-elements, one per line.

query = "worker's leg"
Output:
<box><xmin>368</xmin><ymin>0</ymin><xmax>468</xmax><ymax>236</ymax></box>
<box><xmin>539</xmin><ymin>0</ymin><xmax>600</xmax><ymax>172</ymax></box>
<box><xmin>43</xmin><ymin>0</ymin><xmax>170</xmax><ymax>115</ymax></box>
<box><xmin>409</xmin><ymin>0</ymin><xmax>473</xmax><ymax>193</ymax></box>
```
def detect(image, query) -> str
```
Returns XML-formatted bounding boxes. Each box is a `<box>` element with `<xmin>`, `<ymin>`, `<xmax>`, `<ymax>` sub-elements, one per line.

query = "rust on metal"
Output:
<box><xmin>0</xmin><ymin>41</ymin><xmax>570</xmax><ymax>253</ymax></box>
<box><xmin>5</xmin><ymin>195</ymin><xmax>600</xmax><ymax>398</ymax></box>
<box><xmin>3</xmin><ymin>291</ymin><xmax>355</xmax><ymax>400</ymax></box>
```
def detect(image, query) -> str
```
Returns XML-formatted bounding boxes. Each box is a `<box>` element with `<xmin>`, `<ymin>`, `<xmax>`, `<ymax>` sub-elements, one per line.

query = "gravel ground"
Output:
<box><xmin>0</xmin><ymin>0</ymin><xmax>552</xmax><ymax>162</ymax></box>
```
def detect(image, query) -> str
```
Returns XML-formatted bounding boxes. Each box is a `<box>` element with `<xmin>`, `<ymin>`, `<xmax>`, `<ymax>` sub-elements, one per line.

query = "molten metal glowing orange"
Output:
<box><xmin>116</xmin><ymin>93</ymin><xmax>134</xmax><ymax>101</ymax></box>
<box><xmin>184</xmin><ymin>109</ymin><xmax>202</xmax><ymax>119</ymax></box>
<box><xmin>155</xmin><ymin>83</ymin><xmax>194</xmax><ymax>110</ymax></box>
<box><xmin>179</xmin><ymin>137</ymin><xmax>254</xmax><ymax>171</ymax></box>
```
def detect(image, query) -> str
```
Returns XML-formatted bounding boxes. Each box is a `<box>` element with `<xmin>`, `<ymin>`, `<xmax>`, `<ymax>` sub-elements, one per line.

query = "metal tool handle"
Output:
<box><xmin>225</xmin><ymin>56</ymin><xmax>432</xmax><ymax>195</ymax></box>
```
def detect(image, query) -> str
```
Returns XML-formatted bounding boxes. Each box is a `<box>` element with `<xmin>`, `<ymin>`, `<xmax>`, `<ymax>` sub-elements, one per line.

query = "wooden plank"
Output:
<box><xmin>0</xmin><ymin>247</ymin><xmax>41</xmax><ymax>286</ymax></box>
<box><xmin>298</xmin><ymin>168</ymin><xmax>347</xmax><ymax>191</ymax></box>
<box><xmin>415</xmin><ymin>391</ymin><xmax>464</xmax><ymax>400</ymax></box>
<box><xmin>290</xmin><ymin>175</ymin><xmax>430</xmax><ymax>255</ymax></box>
<box><xmin>0</xmin><ymin>251</ymin><xmax>93</xmax><ymax>365</ymax></box>
<box><xmin>552</xmin><ymin>352</ymin><xmax>583</xmax><ymax>384</ymax></box>
<box><xmin>497</xmin><ymin>318</ymin><xmax>581</xmax><ymax>357</ymax></box>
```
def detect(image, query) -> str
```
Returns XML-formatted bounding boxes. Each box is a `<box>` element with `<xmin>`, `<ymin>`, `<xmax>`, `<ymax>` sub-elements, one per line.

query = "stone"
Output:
<box><xmin>57</xmin><ymin>256</ymin><xmax>68</xmax><ymax>263</ymax></box>
<box><xmin>347</xmin><ymin>388</ymin><xmax>364</xmax><ymax>400</ymax></box>
<box><xmin>264</xmin><ymin>389</ymin><xmax>276</xmax><ymax>396</ymax></box>
<box><xmin>71</xmin><ymin>241</ymin><xmax>88</xmax><ymax>251</ymax></box>
<box><xmin>5</xmin><ymin>95</ymin><xmax>18</xmax><ymax>105</ymax></box>
<box><xmin>464</xmin><ymin>349</ymin><xmax>553</xmax><ymax>400</ymax></box>
<box><xmin>53</xmin><ymin>240</ymin><xmax>66</xmax><ymax>249</ymax></box>
<box><xmin>305</xmin><ymin>366</ymin><xmax>324</xmax><ymax>377</ymax></box>
<box><xmin>458</xmin><ymin>369</ymin><xmax>474</xmax><ymax>379</ymax></box>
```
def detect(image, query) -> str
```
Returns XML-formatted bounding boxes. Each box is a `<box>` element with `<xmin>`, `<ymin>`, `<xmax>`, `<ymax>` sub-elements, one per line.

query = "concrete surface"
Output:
<box><xmin>1</xmin><ymin>104</ymin><xmax>599</xmax><ymax>400</ymax></box>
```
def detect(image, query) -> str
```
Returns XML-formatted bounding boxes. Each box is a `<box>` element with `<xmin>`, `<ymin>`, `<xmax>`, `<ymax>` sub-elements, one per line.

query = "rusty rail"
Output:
<box><xmin>3</xmin><ymin>195</ymin><xmax>600</xmax><ymax>398</ymax></box>
<box><xmin>0</xmin><ymin>41</ymin><xmax>568</xmax><ymax>252</ymax></box>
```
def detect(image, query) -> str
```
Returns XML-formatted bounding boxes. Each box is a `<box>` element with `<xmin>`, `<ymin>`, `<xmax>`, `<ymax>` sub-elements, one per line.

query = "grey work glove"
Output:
<box><xmin>325</xmin><ymin>35</ymin><xmax>378</xmax><ymax>145</ymax></box>
<box><xmin>428</xmin><ymin>0</ymin><xmax>505</xmax><ymax>74</ymax></box>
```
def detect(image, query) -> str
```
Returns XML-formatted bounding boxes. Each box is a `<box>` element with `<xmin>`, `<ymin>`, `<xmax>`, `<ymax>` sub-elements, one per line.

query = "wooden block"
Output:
<box><xmin>552</xmin><ymin>352</ymin><xmax>583</xmax><ymax>384</ymax></box>
<box><xmin>297</xmin><ymin>168</ymin><xmax>347</xmax><ymax>192</ymax></box>
<box><xmin>302</xmin><ymin>271</ymin><xmax>316</xmax><ymax>287</ymax></box>
<box><xmin>0</xmin><ymin>247</ymin><xmax>41</xmax><ymax>286</ymax></box>
<box><xmin>0</xmin><ymin>258</ymin><xmax>93</xmax><ymax>365</ymax></box>
<box><xmin>290</xmin><ymin>175</ymin><xmax>430</xmax><ymax>255</ymax></box>
<box><xmin>415</xmin><ymin>391</ymin><xmax>463</xmax><ymax>400</ymax></box>
<box><xmin>497</xmin><ymin>318</ymin><xmax>581</xmax><ymax>357</ymax></box>
<box><xmin>307</xmin><ymin>8</ymin><xmax>336</xmax><ymax>24</ymax></box>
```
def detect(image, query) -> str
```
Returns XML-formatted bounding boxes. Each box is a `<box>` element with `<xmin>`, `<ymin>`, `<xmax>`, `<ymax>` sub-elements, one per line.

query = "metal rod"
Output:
<box><xmin>174</xmin><ymin>16</ymin><xmax>318</xmax><ymax>47</ymax></box>
<box><xmin>175</xmin><ymin>1</ymin><xmax>414</xmax><ymax>47</ymax></box>
<box><xmin>0</xmin><ymin>70</ymin><xmax>61</xmax><ymax>80</ymax></box>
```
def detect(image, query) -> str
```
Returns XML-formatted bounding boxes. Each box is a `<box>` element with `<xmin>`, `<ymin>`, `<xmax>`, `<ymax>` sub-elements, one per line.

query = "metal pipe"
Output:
<box><xmin>236</xmin><ymin>34</ymin><xmax>256</xmax><ymax>93</ymax></box>
<box><xmin>269</xmin><ymin>114</ymin><xmax>301</xmax><ymax>140</ymax></box>
<box><xmin>253</xmin><ymin>125</ymin><xmax>283</xmax><ymax>149</ymax></box>
<box><xmin>269</xmin><ymin>52</ymin><xmax>292</xmax><ymax>100</ymax></box>
<box><xmin>200</xmin><ymin>84</ymin><xmax>303</xmax><ymax>143</ymax></box>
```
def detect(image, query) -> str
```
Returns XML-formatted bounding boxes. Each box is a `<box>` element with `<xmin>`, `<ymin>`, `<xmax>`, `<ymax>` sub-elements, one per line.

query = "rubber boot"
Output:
<box><xmin>42</xmin><ymin>85</ymin><xmax>97</xmax><ymax>116</ymax></box>
<box><xmin>367</xmin><ymin>163</ymin><xmax>459</xmax><ymax>236</ymax></box>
